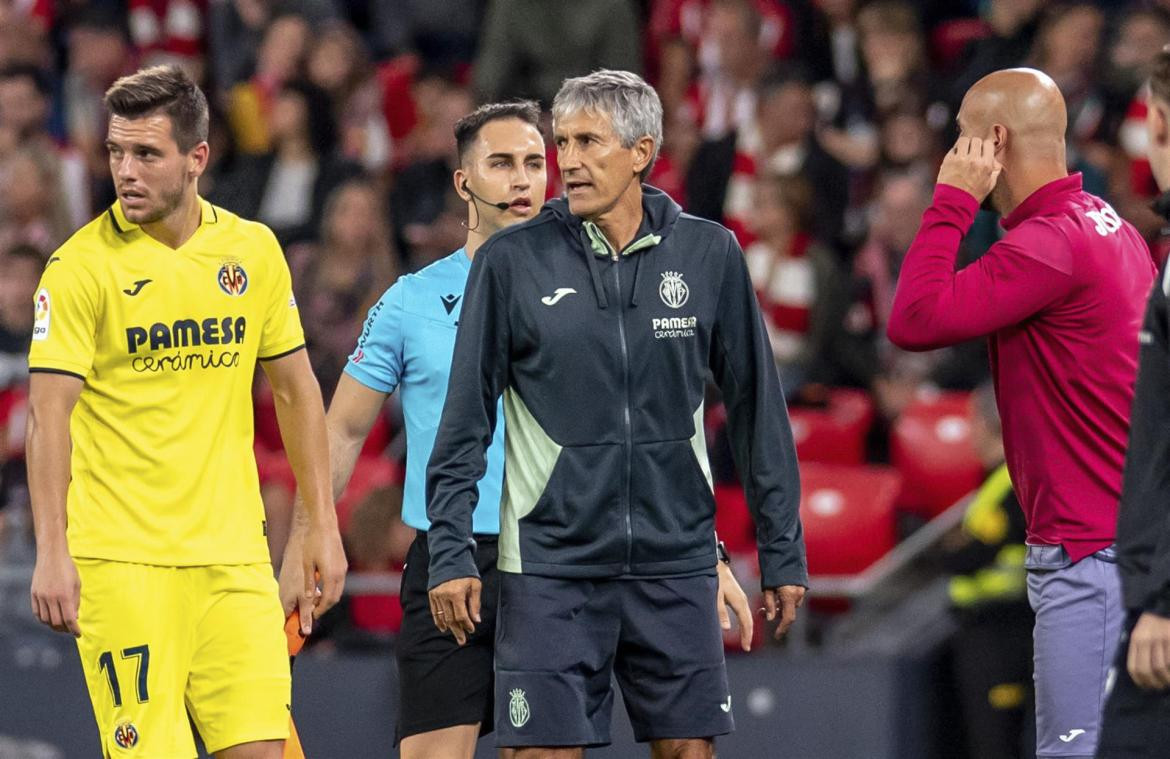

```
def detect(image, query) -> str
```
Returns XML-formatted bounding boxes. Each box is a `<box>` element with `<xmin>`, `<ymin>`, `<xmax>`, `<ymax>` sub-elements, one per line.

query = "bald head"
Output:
<box><xmin>954</xmin><ymin>68</ymin><xmax>1069</xmax><ymax>214</ymax></box>
<box><xmin>959</xmin><ymin>68</ymin><xmax>1067</xmax><ymax>156</ymax></box>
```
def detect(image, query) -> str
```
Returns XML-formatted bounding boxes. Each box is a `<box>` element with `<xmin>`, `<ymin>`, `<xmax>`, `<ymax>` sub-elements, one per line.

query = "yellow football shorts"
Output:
<box><xmin>74</xmin><ymin>559</ymin><xmax>291</xmax><ymax>758</ymax></box>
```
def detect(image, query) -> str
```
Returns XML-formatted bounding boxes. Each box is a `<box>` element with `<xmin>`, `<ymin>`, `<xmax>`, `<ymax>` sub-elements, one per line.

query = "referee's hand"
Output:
<box><xmin>1128</xmin><ymin>612</ymin><xmax>1170</xmax><ymax>690</ymax></box>
<box><xmin>429</xmin><ymin>577</ymin><xmax>482</xmax><ymax>645</ymax></box>
<box><xmin>30</xmin><ymin>546</ymin><xmax>81</xmax><ymax>637</ymax></box>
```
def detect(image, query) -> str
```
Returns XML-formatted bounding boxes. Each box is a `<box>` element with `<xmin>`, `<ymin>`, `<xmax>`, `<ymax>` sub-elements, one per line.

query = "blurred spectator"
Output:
<box><xmin>306</xmin><ymin>21</ymin><xmax>392</xmax><ymax>174</ymax></box>
<box><xmin>818</xmin><ymin>1</ymin><xmax>938</xmax><ymax>174</ymax></box>
<box><xmin>688</xmin><ymin>0</ymin><xmax>772</xmax><ymax>140</ymax></box>
<box><xmin>857</xmin><ymin>171</ymin><xmax>989</xmax><ymax>420</ymax></box>
<box><xmin>941</xmin><ymin>382</ymin><xmax>1033</xmax><ymax>759</ymax></box>
<box><xmin>688</xmin><ymin>68</ymin><xmax>849</xmax><ymax>248</ymax></box>
<box><xmin>0</xmin><ymin>0</ymin><xmax>51</xmax><ymax>69</ymax></box>
<box><xmin>0</xmin><ymin>64</ymin><xmax>89</xmax><ymax>230</ymax></box>
<box><xmin>744</xmin><ymin>174</ymin><xmax>848</xmax><ymax>390</ymax></box>
<box><xmin>800</xmin><ymin>0</ymin><xmax>860</xmax><ymax>89</ymax></box>
<box><xmin>62</xmin><ymin>8</ymin><xmax>134</xmax><ymax>212</ymax></box>
<box><xmin>949</xmin><ymin>0</ymin><xmax>1042</xmax><ymax>111</ymax></box>
<box><xmin>128</xmin><ymin>0</ymin><xmax>208</xmax><ymax>81</ymax></box>
<box><xmin>291</xmin><ymin>178</ymin><xmax>397</xmax><ymax>391</ymax></box>
<box><xmin>199</xmin><ymin>104</ymin><xmax>241</xmax><ymax>204</ymax></box>
<box><xmin>473</xmin><ymin>0</ymin><xmax>641</xmax><ymax>106</ymax></box>
<box><xmin>649</xmin><ymin>0</ymin><xmax>796</xmax><ymax>122</ymax></box>
<box><xmin>0</xmin><ymin>146</ymin><xmax>73</xmax><ymax>252</ymax></box>
<box><xmin>0</xmin><ymin>244</ymin><xmax>37</xmax><ymax>392</ymax></box>
<box><xmin>651</xmin><ymin>104</ymin><xmax>701</xmax><ymax>204</ymax></box>
<box><xmin>854</xmin><ymin>170</ymin><xmax>932</xmax><ymax>334</ymax></box>
<box><xmin>225</xmin><ymin>11</ymin><xmax>310</xmax><ymax>154</ymax></box>
<box><xmin>877</xmin><ymin>108</ymin><xmax>938</xmax><ymax>174</ymax></box>
<box><xmin>220</xmin><ymin>79</ymin><xmax>361</xmax><ymax>245</ymax></box>
<box><xmin>855</xmin><ymin>1</ymin><xmax>932</xmax><ymax>120</ymax></box>
<box><xmin>367</xmin><ymin>0</ymin><xmax>482</xmax><ymax>66</ymax></box>
<box><xmin>0</xmin><ymin>244</ymin><xmax>37</xmax><ymax>539</ymax></box>
<box><xmin>1027</xmin><ymin>2</ymin><xmax>1106</xmax><ymax>188</ymax></box>
<box><xmin>389</xmin><ymin>74</ymin><xmax>470</xmax><ymax>267</ymax></box>
<box><xmin>209</xmin><ymin>0</ymin><xmax>337</xmax><ymax>91</ymax></box>
<box><xmin>1103</xmin><ymin>8</ymin><xmax>1170</xmax><ymax>240</ymax></box>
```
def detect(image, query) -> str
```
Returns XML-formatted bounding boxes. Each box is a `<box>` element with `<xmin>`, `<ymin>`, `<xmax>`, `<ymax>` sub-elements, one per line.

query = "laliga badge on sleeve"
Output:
<box><xmin>32</xmin><ymin>288</ymin><xmax>50</xmax><ymax>341</ymax></box>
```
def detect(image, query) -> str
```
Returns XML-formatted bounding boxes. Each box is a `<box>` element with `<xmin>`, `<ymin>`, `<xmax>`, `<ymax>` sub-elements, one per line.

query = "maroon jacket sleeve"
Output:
<box><xmin>887</xmin><ymin>184</ymin><xmax>1075</xmax><ymax>351</ymax></box>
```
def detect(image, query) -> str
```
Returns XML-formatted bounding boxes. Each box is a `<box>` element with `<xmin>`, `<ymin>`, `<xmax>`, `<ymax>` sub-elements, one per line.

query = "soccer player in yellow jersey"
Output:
<box><xmin>24</xmin><ymin>65</ymin><xmax>347</xmax><ymax>759</ymax></box>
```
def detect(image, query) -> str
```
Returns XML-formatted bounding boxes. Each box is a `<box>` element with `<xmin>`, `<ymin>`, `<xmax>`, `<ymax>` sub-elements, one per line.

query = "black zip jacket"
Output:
<box><xmin>1117</xmin><ymin>192</ymin><xmax>1170</xmax><ymax>614</ymax></box>
<box><xmin>424</xmin><ymin>186</ymin><xmax>806</xmax><ymax>589</ymax></box>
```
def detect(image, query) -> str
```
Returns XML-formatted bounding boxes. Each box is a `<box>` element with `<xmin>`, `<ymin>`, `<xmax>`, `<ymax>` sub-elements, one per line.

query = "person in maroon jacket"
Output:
<box><xmin>887</xmin><ymin>68</ymin><xmax>1156</xmax><ymax>759</ymax></box>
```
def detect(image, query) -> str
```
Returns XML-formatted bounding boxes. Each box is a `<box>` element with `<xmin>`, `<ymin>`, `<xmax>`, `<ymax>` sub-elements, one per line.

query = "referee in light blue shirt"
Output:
<box><xmin>298</xmin><ymin>101</ymin><xmax>548</xmax><ymax>759</ymax></box>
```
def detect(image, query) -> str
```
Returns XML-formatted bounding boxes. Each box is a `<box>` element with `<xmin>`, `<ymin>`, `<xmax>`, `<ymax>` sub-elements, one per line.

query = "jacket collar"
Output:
<box><xmin>1002</xmin><ymin>174</ymin><xmax>1082</xmax><ymax>231</ymax></box>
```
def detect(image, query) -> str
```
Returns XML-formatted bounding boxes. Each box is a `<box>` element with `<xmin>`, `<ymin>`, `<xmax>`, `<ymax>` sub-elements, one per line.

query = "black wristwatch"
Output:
<box><xmin>716</xmin><ymin>540</ymin><xmax>731</xmax><ymax>565</ymax></box>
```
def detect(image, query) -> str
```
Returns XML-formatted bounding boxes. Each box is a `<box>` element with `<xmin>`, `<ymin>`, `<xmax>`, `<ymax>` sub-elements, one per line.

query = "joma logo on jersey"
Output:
<box><xmin>126</xmin><ymin>317</ymin><xmax>247</xmax><ymax>354</ymax></box>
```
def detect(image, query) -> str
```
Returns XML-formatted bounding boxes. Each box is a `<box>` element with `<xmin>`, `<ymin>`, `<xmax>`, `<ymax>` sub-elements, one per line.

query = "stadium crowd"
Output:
<box><xmin>0</xmin><ymin>0</ymin><xmax>1167</xmax><ymax>664</ymax></box>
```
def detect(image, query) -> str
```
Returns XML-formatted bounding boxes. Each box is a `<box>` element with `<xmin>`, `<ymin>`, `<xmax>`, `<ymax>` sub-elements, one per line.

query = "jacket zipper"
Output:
<box><xmin>611</xmin><ymin>249</ymin><xmax>634</xmax><ymax>572</ymax></box>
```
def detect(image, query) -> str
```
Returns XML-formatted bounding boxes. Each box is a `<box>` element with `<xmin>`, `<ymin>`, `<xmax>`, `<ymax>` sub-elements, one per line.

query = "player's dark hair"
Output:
<box><xmin>1151</xmin><ymin>46</ymin><xmax>1170</xmax><ymax>107</ymax></box>
<box><xmin>454</xmin><ymin>100</ymin><xmax>542</xmax><ymax>165</ymax></box>
<box><xmin>104</xmin><ymin>65</ymin><xmax>209</xmax><ymax>153</ymax></box>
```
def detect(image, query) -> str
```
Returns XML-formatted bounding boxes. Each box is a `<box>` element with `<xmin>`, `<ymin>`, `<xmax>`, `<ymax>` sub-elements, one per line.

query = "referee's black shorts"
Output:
<box><xmin>395</xmin><ymin>531</ymin><xmax>500</xmax><ymax>744</ymax></box>
<box><xmin>1097</xmin><ymin>611</ymin><xmax>1170</xmax><ymax>758</ymax></box>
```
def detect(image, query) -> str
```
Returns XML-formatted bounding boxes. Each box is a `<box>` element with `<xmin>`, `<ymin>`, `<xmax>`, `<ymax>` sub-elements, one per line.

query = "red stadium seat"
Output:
<box><xmin>890</xmin><ymin>391</ymin><xmax>983</xmax><ymax>519</ymax></box>
<box><xmin>799</xmin><ymin>463</ymin><xmax>901</xmax><ymax>577</ymax></box>
<box><xmin>788</xmin><ymin>388</ymin><xmax>875</xmax><ymax>466</ymax></box>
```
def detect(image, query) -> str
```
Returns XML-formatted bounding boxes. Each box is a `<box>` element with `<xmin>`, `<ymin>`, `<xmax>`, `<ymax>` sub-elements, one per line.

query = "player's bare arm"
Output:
<box><xmin>261</xmin><ymin>348</ymin><xmax>347</xmax><ymax>635</ymax></box>
<box><xmin>26</xmin><ymin>371</ymin><xmax>84</xmax><ymax>637</ymax></box>
<box><xmin>279</xmin><ymin>373</ymin><xmax>387</xmax><ymax>629</ymax></box>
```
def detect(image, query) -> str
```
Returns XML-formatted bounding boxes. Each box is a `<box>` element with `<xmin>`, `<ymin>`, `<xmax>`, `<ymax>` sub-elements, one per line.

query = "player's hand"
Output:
<box><xmin>278</xmin><ymin>531</ymin><xmax>309</xmax><ymax>630</ymax></box>
<box><xmin>717</xmin><ymin>561</ymin><xmax>754</xmax><ymax>651</ymax></box>
<box><xmin>30</xmin><ymin>546</ymin><xmax>81</xmax><ymax>637</ymax></box>
<box><xmin>301</xmin><ymin>516</ymin><xmax>348</xmax><ymax>633</ymax></box>
<box><xmin>428</xmin><ymin>577</ymin><xmax>482</xmax><ymax>645</ymax></box>
<box><xmin>937</xmin><ymin>136</ymin><xmax>1003</xmax><ymax>203</ymax></box>
<box><xmin>763</xmin><ymin>585</ymin><xmax>806</xmax><ymax>640</ymax></box>
<box><xmin>1127</xmin><ymin>612</ymin><xmax>1170</xmax><ymax>690</ymax></box>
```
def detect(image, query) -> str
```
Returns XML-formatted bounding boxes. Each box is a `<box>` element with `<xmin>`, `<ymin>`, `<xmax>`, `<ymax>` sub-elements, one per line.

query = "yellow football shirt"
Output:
<box><xmin>29</xmin><ymin>198</ymin><xmax>305</xmax><ymax>566</ymax></box>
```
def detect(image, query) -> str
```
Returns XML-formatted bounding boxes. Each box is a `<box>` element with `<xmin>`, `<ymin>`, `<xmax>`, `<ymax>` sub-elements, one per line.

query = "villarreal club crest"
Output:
<box><xmin>113</xmin><ymin>721</ymin><xmax>139</xmax><ymax>748</ymax></box>
<box><xmin>218</xmin><ymin>262</ymin><xmax>248</xmax><ymax>296</ymax></box>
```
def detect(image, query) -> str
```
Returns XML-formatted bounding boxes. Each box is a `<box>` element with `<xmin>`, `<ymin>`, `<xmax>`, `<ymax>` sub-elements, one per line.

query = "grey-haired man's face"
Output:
<box><xmin>553</xmin><ymin>109</ymin><xmax>641</xmax><ymax>221</ymax></box>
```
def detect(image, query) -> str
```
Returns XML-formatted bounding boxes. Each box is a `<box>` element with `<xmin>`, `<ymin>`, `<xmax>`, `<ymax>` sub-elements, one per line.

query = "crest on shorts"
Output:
<box><xmin>113</xmin><ymin>721</ymin><xmax>139</xmax><ymax>748</ymax></box>
<box><xmin>218</xmin><ymin>262</ymin><xmax>249</xmax><ymax>296</ymax></box>
<box><xmin>659</xmin><ymin>271</ymin><xmax>689</xmax><ymax>309</ymax></box>
<box><xmin>509</xmin><ymin>688</ymin><xmax>531</xmax><ymax>728</ymax></box>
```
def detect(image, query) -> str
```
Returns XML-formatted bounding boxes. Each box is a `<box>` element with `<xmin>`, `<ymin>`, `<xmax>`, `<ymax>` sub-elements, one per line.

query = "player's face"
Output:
<box><xmin>554</xmin><ymin>109</ymin><xmax>648</xmax><ymax>221</ymax></box>
<box><xmin>464</xmin><ymin>118</ymin><xmax>548</xmax><ymax>233</ymax></box>
<box><xmin>106</xmin><ymin>113</ymin><xmax>204</xmax><ymax>225</ymax></box>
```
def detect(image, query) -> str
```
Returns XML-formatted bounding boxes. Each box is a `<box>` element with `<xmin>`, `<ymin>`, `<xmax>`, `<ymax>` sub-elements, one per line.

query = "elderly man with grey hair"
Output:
<box><xmin>425</xmin><ymin>69</ymin><xmax>807</xmax><ymax>758</ymax></box>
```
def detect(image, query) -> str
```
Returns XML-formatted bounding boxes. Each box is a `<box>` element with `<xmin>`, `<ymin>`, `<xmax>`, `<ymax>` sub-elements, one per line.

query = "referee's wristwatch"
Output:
<box><xmin>716</xmin><ymin>540</ymin><xmax>731</xmax><ymax>565</ymax></box>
